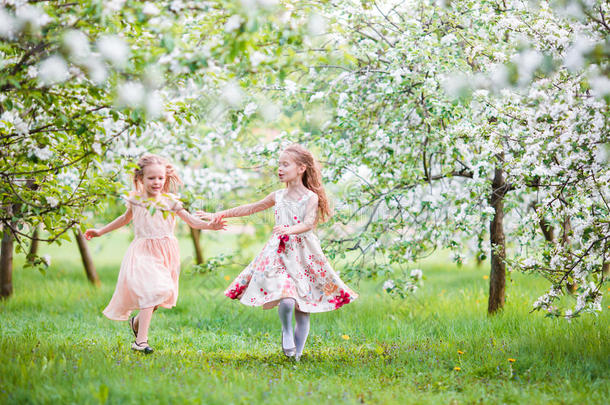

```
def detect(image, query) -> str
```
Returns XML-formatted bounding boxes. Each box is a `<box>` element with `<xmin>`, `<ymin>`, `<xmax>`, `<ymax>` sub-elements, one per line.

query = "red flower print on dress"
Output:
<box><xmin>277</xmin><ymin>234</ymin><xmax>289</xmax><ymax>254</ymax></box>
<box><xmin>329</xmin><ymin>289</ymin><xmax>351</xmax><ymax>308</ymax></box>
<box><xmin>226</xmin><ymin>283</ymin><xmax>246</xmax><ymax>299</ymax></box>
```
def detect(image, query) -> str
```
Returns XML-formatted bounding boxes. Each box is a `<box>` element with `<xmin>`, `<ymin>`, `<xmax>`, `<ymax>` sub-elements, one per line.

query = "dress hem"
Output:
<box><xmin>228</xmin><ymin>293</ymin><xmax>357</xmax><ymax>314</ymax></box>
<box><xmin>102</xmin><ymin>300</ymin><xmax>176</xmax><ymax>321</ymax></box>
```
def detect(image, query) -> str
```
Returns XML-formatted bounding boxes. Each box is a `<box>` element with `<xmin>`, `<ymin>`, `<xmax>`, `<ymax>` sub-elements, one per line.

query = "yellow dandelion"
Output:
<box><xmin>224</xmin><ymin>275</ymin><xmax>230</xmax><ymax>281</ymax></box>
<box><xmin>454</xmin><ymin>366</ymin><xmax>461</xmax><ymax>371</ymax></box>
<box><xmin>508</xmin><ymin>358</ymin><xmax>516</xmax><ymax>363</ymax></box>
<box><xmin>341</xmin><ymin>334</ymin><xmax>350</xmax><ymax>340</ymax></box>
<box><xmin>457</xmin><ymin>350</ymin><xmax>464</xmax><ymax>355</ymax></box>
<box><xmin>483</xmin><ymin>275</ymin><xmax>489</xmax><ymax>280</ymax></box>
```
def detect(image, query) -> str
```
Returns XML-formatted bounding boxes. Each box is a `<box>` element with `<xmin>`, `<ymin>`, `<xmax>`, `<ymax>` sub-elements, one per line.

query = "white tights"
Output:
<box><xmin>278</xmin><ymin>298</ymin><xmax>310</xmax><ymax>356</ymax></box>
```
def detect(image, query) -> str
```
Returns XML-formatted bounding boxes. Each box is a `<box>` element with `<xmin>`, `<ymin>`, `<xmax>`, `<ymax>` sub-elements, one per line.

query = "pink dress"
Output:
<box><xmin>224</xmin><ymin>189</ymin><xmax>358</xmax><ymax>313</ymax></box>
<box><xmin>103</xmin><ymin>196</ymin><xmax>181</xmax><ymax>321</ymax></box>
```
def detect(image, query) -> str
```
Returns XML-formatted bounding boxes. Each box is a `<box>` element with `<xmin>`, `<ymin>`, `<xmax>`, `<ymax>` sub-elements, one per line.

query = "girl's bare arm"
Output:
<box><xmin>175</xmin><ymin>208</ymin><xmax>226</xmax><ymax>230</ymax></box>
<box><xmin>84</xmin><ymin>207</ymin><xmax>133</xmax><ymax>239</ymax></box>
<box><xmin>198</xmin><ymin>192</ymin><xmax>276</xmax><ymax>221</ymax></box>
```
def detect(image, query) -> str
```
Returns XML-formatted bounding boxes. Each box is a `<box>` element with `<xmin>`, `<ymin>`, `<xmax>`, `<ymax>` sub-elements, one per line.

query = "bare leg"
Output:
<box><xmin>136</xmin><ymin>306</ymin><xmax>154</xmax><ymax>345</ymax></box>
<box><xmin>294</xmin><ymin>308</ymin><xmax>310</xmax><ymax>358</ymax></box>
<box><xmin>133</xmin><ymin>305</ymin><xmax>158</xmax><ymax>331</ymax></box>
<box><xmin>278</xmin><ymin>298</ymin><xmax>296</xmax><ymax>352</ymax></box>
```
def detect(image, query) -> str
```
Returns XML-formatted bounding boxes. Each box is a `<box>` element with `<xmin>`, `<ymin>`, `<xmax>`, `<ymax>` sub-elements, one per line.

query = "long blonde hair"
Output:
<box><xmin>133</xmin><ymin>154</ymin><xmax>182</xmax><ymax>193</ymax></box>
<box><xmin>282</xmin><ymin>144</ymin><xmax>331</xmax><ymax>223</ymax></box>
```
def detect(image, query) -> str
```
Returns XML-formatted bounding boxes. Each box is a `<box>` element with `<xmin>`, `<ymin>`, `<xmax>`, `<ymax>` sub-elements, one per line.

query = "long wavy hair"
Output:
<box><xmin>282</xmin><ymin>144</ymin><xmax>331</xmax><ymax>223</ymax></box>
<box><xmin>133</xmin><ymin>154</ymin><xmax>182</xmax><ymax>194</ymax></box>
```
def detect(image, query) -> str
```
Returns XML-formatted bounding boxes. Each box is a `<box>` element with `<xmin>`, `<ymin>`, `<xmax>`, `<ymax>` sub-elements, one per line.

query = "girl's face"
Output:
<box><xmin>141</xmin><ymin>163</ymin><xmax>166</xmax><ymax>198</ymax></box>
<box><xmin>278</xmin><ymin>152</ymin><xmax>305</xmax><ymax>183</ymax></box>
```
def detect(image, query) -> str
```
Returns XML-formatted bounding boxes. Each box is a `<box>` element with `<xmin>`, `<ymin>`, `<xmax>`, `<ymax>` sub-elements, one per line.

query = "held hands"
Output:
<box><xmin>83</xmin><ymin>229</ymin><xmax>101</xmax><ymax>240</ymax></box>
<box><xmin>207</xmin><ymin>218</ymin><xmax>227</xmax><ymax>230</ymax></box>
<box><xmin>195</xmin><ymin>211</ymin><xmax>226</xmax><ymax>231</ymax></box>
<box><xmin>196</xmin><ymin>211</ymin><xmax>225</xmax><ymax>226</ymax></box>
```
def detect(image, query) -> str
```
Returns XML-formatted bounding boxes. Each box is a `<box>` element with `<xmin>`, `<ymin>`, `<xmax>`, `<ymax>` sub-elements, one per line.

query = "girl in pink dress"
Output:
<box><xmin>85</xmin><ymin>154</ymin><xmax>225</xmax><ymax>354</ymax></box>
<box><xmin>201</xmin><ymin>144</ymin><xmax>357</xmax><ymax>361</ymax></box>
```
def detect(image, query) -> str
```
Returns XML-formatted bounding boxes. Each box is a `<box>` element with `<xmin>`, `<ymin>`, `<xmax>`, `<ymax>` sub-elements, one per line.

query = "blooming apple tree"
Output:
<box><xmin>251</xmin><ymin>0</ymin><xmax>609</xmax><ymax>316</ymax></box>
<box><xmin>0</xmin><ymin>0</ymin><xmax>311</xmax><ymax>296</ymax></box>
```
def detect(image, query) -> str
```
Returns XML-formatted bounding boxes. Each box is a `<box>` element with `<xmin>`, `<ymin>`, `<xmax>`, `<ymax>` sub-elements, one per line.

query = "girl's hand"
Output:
<box><xmin>84</xmin><ymin>229</ymin><xmax>101</xmax><ymax>240</ymax></box>
<box><xmin>195</xmin><ymin>211</ymin><xmax>212</xmax><ymax>221</ymax></box>
<box><xmin>208</xmin><ymin>212</ymin><xmax>225</xmax><ymax>225</ymax></box>
<box><xmin>207</xmin><ymin>219</ymin><xmax>227</xmax><ymax>231</ymax></box>
<box><xmin>273</xmin><ymin>225</ymin><xmax>292</xmax><ymax>235</ymax></box>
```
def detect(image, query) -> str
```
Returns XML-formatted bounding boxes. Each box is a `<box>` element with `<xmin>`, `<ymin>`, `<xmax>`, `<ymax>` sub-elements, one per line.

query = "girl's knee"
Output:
<box><xmin>279</xmin><ymin>298</ymin><xmax>296</xmax><ymax>309</ymax></box>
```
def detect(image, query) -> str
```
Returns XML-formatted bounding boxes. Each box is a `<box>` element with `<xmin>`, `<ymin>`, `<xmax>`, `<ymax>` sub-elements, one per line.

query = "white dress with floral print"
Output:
<box><xmin>224</xmin><ymin>189</ymin><xmax>358</xmax><ymax>313</ymax></box>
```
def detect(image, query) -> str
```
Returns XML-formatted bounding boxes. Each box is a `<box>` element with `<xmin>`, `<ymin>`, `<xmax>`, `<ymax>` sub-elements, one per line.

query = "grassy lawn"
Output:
<box><xmin>0</xmin><ymin>229</ymin><xmax>608</xmax><ymax>404</ymax></box>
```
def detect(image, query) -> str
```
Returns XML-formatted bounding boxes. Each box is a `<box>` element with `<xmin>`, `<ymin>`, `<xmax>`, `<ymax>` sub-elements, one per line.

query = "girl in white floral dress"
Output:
<box><xmin>200</xmin><ymin>144</ymin><xmax>357</xmax><ymax>360</ymax></box>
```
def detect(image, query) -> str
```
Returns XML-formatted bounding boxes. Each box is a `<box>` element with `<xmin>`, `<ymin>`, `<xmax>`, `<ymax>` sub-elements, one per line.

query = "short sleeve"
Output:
<box><xmin>166</xmin><ymin>193</ymin><xmax>184</xmax><ymax>212</ymax></box>
<box><xmin>123</xmin><ymin>191</ymin><xmax>138</xmax><ymax>208</ymax></box>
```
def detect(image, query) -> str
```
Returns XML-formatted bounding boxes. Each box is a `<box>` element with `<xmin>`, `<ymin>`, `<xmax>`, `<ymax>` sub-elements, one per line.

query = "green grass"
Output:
<box><xmin>0</xmin><ymin>229</ymin><xmax>608</xmax><ymax>404</ymax></box>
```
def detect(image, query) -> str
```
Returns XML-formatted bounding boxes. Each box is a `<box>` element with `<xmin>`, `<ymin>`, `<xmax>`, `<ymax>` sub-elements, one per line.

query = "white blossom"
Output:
<box><xmin>92</xmin><ymin>142</ymin><xmax>102</xmax><ymax>155</ymax></box>
<box><xmin>0</xmin><ymin>7</ymin><xmax>18</xmax><ymax>39</ymax></box>
<box><xmin>224</xmin><ymin>15</ymin><xmax>242</xmax><ymax>32</ymax></box>
<box><xmin>32</xmin><ymin>146</ymin><xmax>53</xmax><ymax>160</ymax></box>
<box><xmin>309</xmin><ymin>92</ymin><xmax>325</xmax><ymax>102</ymax></box>
<box><xmin>26</xmin><ymin>65</ymin><xmax>38</xmax><ymax>79</ymax></box>
<box><xmin>260</xmin><ymin>102</ymin><xmax>280</xmax><ymax>121</ymax></box>
<box><xmin>97</xmin><ymin>35</ymin><xmax>129</xmax><ymax>68</ymax></box>
<box><xmin>244</xmin><ymin>102</ymin><xmax>257</xmax><ymax>116</ymax></box>
<box><xmin>145</xmin><ymin>91</ymin><xmax>164</xmax><ymax>118</ymax></box>
<box><xmin>142</xmin><ymin>3</ymin><xmax>160</xmax><ymax>16</ymax></box>
<box><xmin>564</xmin><ymin>34</ymin><xmax>595</xmax><ymax>72</ymax></box>
<box><xmin>441</xmin><ymin>33</ymin><xmax>457</xmax><ymax>46</ymax></box>
<box><xmin>41</xmin><ymin>254</ymin><xmax>51</xmax><ymax>267</ymax></box>
<box><xmin>382</xmin><ymin>279</ymin><xmax>395</xmax><ymax>291</ymax></box>
<box><xmin>116</xmin><ymin>81</ymin><xmax>146</xmax><ymax>108</ymax></box>
<box><xmin>103</xmin><ymin>0</ymin><xmax>126</xmax><ymax>13</ymax></box>
<box><xmin>46</xmin><ymin>196</ymin><xmax>59</xmax><ymax>208</ymax></box>
<box><xmin>307</xmin><ymin>13</ymin><xmax>326</xmax><ymax>36</ymax></box>
<box><xmin>15</xmin><ymin>4</ymin><xmax>51</xmax><ymax>30</ymax></box>
<box><xmin>169</xmin><ymin>1</ymin><xmax>184</xmax><ymax>12</ymax></box>
<box><xmin>410</xmin><ymin>269</ymin><xmax>423</xmax><ymax>280</ymax></box>
<box><xmin>63</xmin><ymin>30</ymin><xmax>90</xmax><ymax>61</ymax></box>
<box><xmin>284</xmin><ymin>80</ymin><xmax>297</xmax><ymax>95</ymax></box>
<box><xmin>222</xmin><ymin>82</ymin><xmax>243</xmax><ymax>107</ymax></box>
<box><xmin>588</xmin><ymin>75</ymin><xmax>610</xmax><ymax>98</ymax></box>
<box><xmin>250</xmin><ymin>51</ymin><xmax>266</xmax><ymax>67</ymax></box>
<box><xmin>83</xmin><ymin>58</ymin><xmax>107</xmax><ymax>84</ymax></box>
<box><xmin>38</xmin><ymin>55</ymin><xmax>70</xmax><ymax>86</ymax></box>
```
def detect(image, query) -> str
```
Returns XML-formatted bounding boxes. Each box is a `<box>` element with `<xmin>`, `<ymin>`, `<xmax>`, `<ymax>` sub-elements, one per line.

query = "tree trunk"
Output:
<box><xmin>74</xmin><ymin>229</ymin><xmax>100</xmax><ymax>286</ymax></box>
<box><xmin>488</xmin><ymin>164</ymin><xmax>507</xmax><ymax>314</ymax></box>
<box><xmin>1</xmin><ymin>228</ymin><xmax>14</xmax><ymax>298</ymax></box>
<box><xmin>190</xmin><ymin>227</ymin><xmax>204</xmax><ymax>265</ymax></box>
<box><xmin>28</xmin><ymin>226</ymin><xmax>40</xmax><ymax>262</ymax></box>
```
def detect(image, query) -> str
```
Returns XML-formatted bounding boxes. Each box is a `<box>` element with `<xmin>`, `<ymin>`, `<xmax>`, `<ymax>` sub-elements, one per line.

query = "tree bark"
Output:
<box><xmin>190</xmin><ymin>228</ymin><xmax>204</xmax><ymax>265</ymax></box>
<box><xmin>74</xmin><ymin>229</ymin><xmax>100</xmax><ymax>286</ymax></box>
<box><xmin>488</xmin><ymin>164</ymin><xmax>507</xmax><ymax>314</ymax></box>
<box><xmin>1</xmin><ymin>227</ymin><xmax>14</xmax><ymax>298</ymax></box>
<box><xmin>28</xmin><ymin>226</ymin><xmax>40</xmax><ymax>262</ymax></box>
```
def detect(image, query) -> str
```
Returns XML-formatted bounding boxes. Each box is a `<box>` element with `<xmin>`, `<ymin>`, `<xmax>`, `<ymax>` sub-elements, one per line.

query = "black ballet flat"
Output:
<box><xmin>131</xmin><ymin>340</ymin><xmax>154</xmax><ymax>354</ymax></box>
